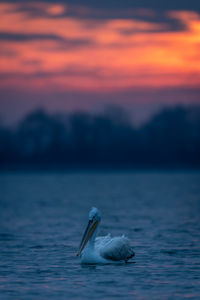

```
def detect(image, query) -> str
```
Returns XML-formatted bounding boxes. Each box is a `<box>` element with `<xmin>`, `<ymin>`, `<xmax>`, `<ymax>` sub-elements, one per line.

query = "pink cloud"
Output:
<box><xmin>0</xmin><ymin>3</ymin><xmax>200</xmax><ymax>95</ymax></box>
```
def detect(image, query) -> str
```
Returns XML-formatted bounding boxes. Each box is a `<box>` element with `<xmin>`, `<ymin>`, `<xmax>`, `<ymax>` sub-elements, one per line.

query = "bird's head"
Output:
<box><xmin>89</xmin><ymin>207</ymin><xmax>101</xmax><ymax>222</ymax></box>
<box><xmin>76</xmin><ymin>207</ymin><xmax>101</xmax><ymax>257</ymax></box>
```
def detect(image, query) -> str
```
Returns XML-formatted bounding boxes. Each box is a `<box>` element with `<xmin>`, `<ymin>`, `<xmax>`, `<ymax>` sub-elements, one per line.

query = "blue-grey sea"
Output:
<box><xmin>0</xmin><ymin>171</ymin><xmax>200</xmax><ymax>299</ymax></box>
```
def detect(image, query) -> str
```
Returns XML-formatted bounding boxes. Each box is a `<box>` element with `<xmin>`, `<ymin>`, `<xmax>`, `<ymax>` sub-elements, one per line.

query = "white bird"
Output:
<box><xmin>76</xmin><ymin>207</ymin><xmax>135</xmax><ymax>264</ymax></box>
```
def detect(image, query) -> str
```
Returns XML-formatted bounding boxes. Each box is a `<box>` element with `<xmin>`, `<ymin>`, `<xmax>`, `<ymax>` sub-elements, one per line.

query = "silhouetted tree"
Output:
<box><xmin>0</xmin><ymin>105</ymin><xmax>200</xmax><ymax>168</ymax></box>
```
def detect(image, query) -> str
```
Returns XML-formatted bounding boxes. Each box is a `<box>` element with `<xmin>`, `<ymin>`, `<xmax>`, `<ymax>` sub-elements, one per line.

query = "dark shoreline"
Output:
<box><xmin>1</xmin><ymin>163</ymin><xmax>200</xmax><ymax>173</ymax></box>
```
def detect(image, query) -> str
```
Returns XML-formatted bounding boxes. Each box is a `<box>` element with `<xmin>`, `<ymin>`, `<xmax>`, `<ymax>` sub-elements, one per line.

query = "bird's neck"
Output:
<box><xmin>88</xmin><ymin>222</ymin><xmax>99</xmax><ymax>247</ymax></box>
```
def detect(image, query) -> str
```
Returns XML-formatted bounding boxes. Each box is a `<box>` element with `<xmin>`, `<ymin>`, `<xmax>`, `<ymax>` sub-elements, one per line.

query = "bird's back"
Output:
<box><xmin>95</xmin><ymin>234</ymin><xmax>135</xmax><ymax>262</ymax></box>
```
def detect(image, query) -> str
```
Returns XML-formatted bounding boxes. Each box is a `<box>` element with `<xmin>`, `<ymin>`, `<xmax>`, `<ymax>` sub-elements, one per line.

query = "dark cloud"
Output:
<box><xmin>0</xmin><ymin>32</ymin><xmax>63</xmax><ymax>41</ymax></box>
<box><xmin>0</xmin><ymin>32</ymin><xmax>93</xmax><ymax>49</ymax></box>
<box><xmin>0</xmin><ymin>1</ymin><xmax>196</xmax><ymax>34</ymax></box>
<box><xmin>66</xmin><ymin>0</ymin><xmax>200</xmax><ymax>11</ymax></box>
<box><xmin>1</xmin><ymin>0</ymin><xmax>200</xmax><ymax>12</ymax></box>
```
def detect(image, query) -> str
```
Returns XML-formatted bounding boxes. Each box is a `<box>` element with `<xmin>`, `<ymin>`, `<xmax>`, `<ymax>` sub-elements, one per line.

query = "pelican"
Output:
<box><xmin>76</xmin><ymin>207</ymin><xmax>135</xmax><ymax>264</ymax></box>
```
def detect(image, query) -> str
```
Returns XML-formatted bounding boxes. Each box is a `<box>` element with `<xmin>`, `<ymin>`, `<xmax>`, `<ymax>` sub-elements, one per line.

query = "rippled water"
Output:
<box><xmin>0</xmin><ymin>171</ymin><xmax>200</xmax><ymax>299</ymax></box>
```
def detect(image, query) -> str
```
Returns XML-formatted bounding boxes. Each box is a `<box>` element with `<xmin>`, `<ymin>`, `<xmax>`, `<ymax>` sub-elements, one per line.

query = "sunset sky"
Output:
<box><xmin>0</xmin><ymin>0</ymin><xmax>200</xmax><ymax>124</ymax></box>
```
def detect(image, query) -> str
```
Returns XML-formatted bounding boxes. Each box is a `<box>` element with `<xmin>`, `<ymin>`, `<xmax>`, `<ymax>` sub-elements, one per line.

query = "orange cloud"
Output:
<box><xmin>0</xmin><ymin>3</ymin><xmax>200</xmax><ymax>93</ymax></box>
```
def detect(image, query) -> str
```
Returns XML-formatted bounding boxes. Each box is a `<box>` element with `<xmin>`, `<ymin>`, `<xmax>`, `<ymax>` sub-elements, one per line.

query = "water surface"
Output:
<box><xmin>0</xmin><ymin>171</ymin><xmax>200</xmax><ymax>299</ymax></box>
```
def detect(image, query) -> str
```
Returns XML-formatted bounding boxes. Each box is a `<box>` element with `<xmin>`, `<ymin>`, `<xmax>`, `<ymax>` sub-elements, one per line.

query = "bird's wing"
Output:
<box><xmin>96</xmin><ymin>235</ymin><xmax>134</xmax><ymax>262</ymax></box>
<box><xmin>95</xmin><ymin>234</ymin><xmax>112</xmax><ymax>250</ymax></box>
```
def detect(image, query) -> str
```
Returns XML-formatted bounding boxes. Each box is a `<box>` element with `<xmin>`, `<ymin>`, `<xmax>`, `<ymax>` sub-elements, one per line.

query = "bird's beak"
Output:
<box><xmin>76</xmin><ymin>219</ymin><xmax>99</xmax><ymax>256</ymax></box>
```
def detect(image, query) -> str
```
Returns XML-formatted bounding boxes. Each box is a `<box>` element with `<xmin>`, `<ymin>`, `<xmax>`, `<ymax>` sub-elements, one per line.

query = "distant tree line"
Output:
<box><xmin>0</xmin><ymin>106</ymin><xmax>200</xmax><ymax>169</ymax></box>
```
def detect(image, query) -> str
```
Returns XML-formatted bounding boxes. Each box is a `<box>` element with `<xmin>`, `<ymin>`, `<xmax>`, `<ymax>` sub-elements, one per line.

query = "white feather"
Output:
<box><xmin>78</xmin><ymin>208</ymin><xmax>135</xmax><ymax>264</ymax></box>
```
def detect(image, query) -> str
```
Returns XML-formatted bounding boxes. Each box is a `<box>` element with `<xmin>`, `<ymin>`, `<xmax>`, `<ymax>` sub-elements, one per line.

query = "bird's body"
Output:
<box><xmin>77</xmin><ymin>208</ymin><xmax>135</xmax><ymax>264</ymax></box>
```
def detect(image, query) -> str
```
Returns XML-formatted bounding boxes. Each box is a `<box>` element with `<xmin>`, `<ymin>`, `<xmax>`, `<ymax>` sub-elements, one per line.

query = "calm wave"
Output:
<box><xmin>0</xmin><ymin>171</ymin><xmax>200</xmax><ymax>299</ymax></box>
